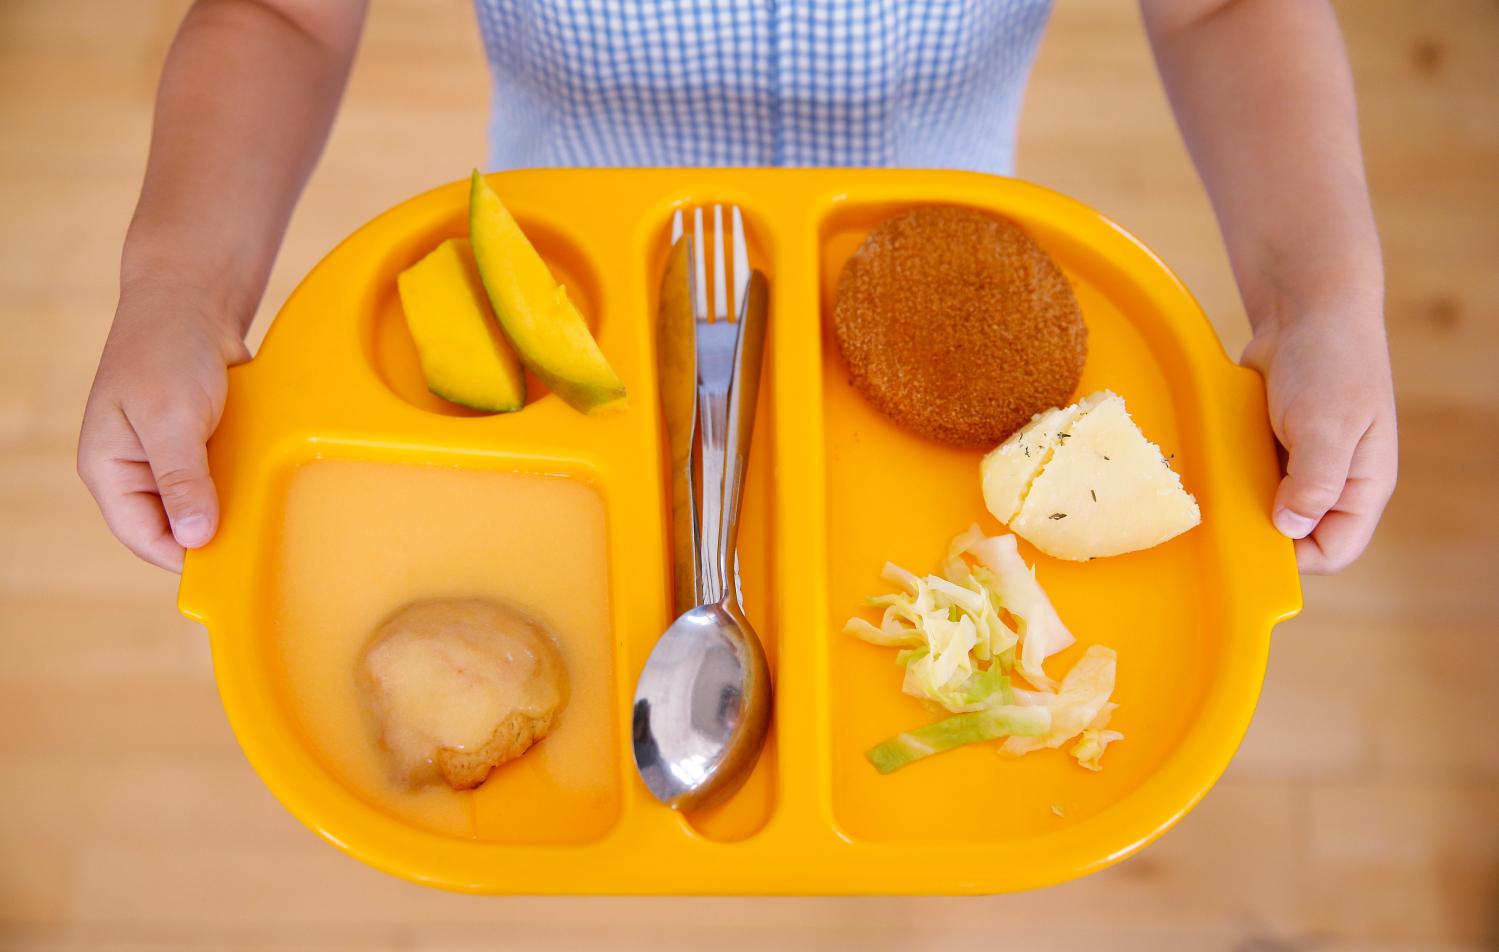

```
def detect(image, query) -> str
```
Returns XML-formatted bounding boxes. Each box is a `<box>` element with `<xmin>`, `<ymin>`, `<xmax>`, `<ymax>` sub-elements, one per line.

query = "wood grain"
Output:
<box><xmin>1</xmin><ymin>0</ymin><xmax>1496</xmax><ymax>947</ymax></box>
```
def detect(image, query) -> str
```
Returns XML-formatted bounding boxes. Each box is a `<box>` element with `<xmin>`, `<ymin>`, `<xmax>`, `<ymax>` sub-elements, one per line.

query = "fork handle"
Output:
<box><xmin>697</xmin><ymin>381</ymin><xmax>729</xmax><ymax>603</ymax></box>
<box><xmin>707</xmin><ymin>271</ymin><xmax>769</xmax><ymax>604</ymax></box>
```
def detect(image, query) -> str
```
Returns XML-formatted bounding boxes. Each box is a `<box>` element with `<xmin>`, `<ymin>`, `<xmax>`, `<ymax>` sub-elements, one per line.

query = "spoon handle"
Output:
<box><xmin>715</xmin><ymin>271</ymin><xmax>769</xmax><ymax>602</ymax></box>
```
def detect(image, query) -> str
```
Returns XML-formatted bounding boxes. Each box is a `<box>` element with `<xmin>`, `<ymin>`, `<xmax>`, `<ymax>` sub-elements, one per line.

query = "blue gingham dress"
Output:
<box><xmin>472</xmin><ymin>0</ymin><xmax>1053</xmax><ymax>174</ymax></box>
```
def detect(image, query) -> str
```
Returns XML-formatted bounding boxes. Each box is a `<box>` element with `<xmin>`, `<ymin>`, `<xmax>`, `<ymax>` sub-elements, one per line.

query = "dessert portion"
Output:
<box><xmin>468</xmin><ymin>171</ymin><xmax>626</xmax><ymax>414</ymax></box>
<box><xmin>831</xmin><ymin>205</ymin><xmax>1086</xmax><ymax>447</ymax></box>
<box><xmin>396</xmin><ymin>238</ymin><xmax>526</xmax><ymax>412</ymax></box>
<box><xmin>356</xmin><ymin>597</ymin><xmax>569</xmax><ymax>790</ymax></box>
<box><xmin>982</xmin><ymin>390</ymin><xmax>1200</xmax><ymax>561</ymax></box>
<box><xmin>393</xmin><ymin>171</ymin><xmax>626</xmax><ymax>416</ymax></box>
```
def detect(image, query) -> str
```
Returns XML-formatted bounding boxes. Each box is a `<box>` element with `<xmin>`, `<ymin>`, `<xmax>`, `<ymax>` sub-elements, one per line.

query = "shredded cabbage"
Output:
<box><xmin>845</xmin><ymin>526</ymin><xmax>1123</xmax><ymax>773</ymax></box>
<box><xmin>1000</xmin><ymin>645</ymin><xmax>1118</xmax><ymax>757</ymax></box>
<box><xmin>866</xmin><ymin>705</ymin><xmax>1050</xmax><ymax>774</ymax></box>
<box><xmin>1070</xmin><ymin>729</ymin><xmax>1125</xmax><ymax>771</ymax></box>
<box><xmin>841</xmin><ymin>616</ymin><xmax>923</xmax><ymax>648</ymax></box>
<box><xmin>966</xmin><ymin>533</ymin><xmax>1075</xmax><ymax>692</ymax></box>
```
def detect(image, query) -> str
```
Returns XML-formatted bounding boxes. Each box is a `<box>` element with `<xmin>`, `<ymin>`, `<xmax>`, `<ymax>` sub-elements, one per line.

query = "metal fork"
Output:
<box><xmin>671</xmin><ymin>205</ymin><xmax>750</xmax><ymax>604</ymax></box>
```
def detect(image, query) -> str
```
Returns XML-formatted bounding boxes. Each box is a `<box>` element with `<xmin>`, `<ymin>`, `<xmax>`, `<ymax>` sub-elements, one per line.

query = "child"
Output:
<box><xmin>78</xmin><ymin>0</ymin><xmax>1395</xmax><ymax>575</ymax></box>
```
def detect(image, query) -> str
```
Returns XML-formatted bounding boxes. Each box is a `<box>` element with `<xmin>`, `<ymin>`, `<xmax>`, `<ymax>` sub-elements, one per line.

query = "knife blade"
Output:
<box><xmin>658</xmin><ymin>234</ymin><xmax>701</xmax><ymax>619</ymax></box>
<box><xmin>720</xmin><ymin>270</ymin><xmax>769</xmax><ymax>603</ymax></box>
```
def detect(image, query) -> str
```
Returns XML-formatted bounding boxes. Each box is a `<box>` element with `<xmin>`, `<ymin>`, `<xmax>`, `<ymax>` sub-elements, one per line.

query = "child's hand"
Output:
<box><xmin>75</xmin><ymin>0</ymin><xmax>365</xmax><ymax>570</ymax></box>
<box><xmin>1241</xmin><ymin>308</ymin><xmax>1397</xmax><ymax>574</ymax></box>
<box><xmin>78</xmin><ymin>282</ymin><xmax>250</xmax><ymax>572</ymax></box>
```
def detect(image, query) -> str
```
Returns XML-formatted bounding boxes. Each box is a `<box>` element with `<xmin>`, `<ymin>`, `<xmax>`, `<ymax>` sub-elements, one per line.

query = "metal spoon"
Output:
<box><xmin>632</xmin><ymin>270</ymin><xmax>771</xmax><ymax>812</ymax></box>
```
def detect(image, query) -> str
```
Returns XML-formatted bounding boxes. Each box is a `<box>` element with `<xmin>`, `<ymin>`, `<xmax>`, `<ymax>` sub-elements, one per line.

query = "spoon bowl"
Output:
<box><xmin>631</xmin><ymin>601</ymin><xmax>770</xmax><ymax>810</ymax></box>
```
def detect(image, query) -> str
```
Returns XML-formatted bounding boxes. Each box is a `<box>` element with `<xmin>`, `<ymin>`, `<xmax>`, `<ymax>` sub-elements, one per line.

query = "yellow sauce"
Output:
<box><xmin>272</xmin><ymin>459</ymin><xmax>619</xmax><ymax>844</ymax></box>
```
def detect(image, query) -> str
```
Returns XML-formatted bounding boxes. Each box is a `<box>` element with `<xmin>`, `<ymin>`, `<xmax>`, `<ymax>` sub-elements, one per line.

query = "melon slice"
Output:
<box><xmin>396</xmin><ymin>238</ymin><xmax>525</xmax><ymax>412</ymax></box>
<box><xmin>468</xmin><ymin>171</ymin><xmax>625</xmax><ymax>413</ymax></box>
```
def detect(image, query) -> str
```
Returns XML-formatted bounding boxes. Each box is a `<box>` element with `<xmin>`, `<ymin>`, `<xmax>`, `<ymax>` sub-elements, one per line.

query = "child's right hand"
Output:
<box><xmin>78</xmin><ymin>281</ymin><xmax>250</xmax><ymax>572</ymax></box>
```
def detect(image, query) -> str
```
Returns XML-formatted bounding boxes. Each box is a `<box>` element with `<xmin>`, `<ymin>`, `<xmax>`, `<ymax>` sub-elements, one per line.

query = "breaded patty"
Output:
<box><xmin>357</xmin><ymin>598</ymin><xmax>568</xmax><ymax>791</ymax></box>
<box><xmin>832</xmin><ymin>205</ymin><xmax>1087</xmax><ymax>447</ymax></box>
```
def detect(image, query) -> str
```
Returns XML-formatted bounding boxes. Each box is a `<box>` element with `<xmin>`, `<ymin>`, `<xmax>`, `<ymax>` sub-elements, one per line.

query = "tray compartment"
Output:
<box><xmin>638</xmin><ymin>200</ymin><xmax>782</xmax><ymax>841</ymax></box>
<box><xmin>266</xmin><ymin>451</ymin><xmax>621</xmax><ymax>846</ymax></box>
<box><xmin>815</xmin><ymin>192</ymin><xmax>1222</xmax><ymax>844</ymax></box>
<box><xmin>370</xmin><ymin>212</ymin><xmax>605</xmax><ymax>418</ymax></box>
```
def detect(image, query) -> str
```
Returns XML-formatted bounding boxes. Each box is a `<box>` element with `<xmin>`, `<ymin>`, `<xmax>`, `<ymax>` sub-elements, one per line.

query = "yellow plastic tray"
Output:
<box><xmin>179</xmin><ymin>168</ymin><xmax>1301</xmax><ymax>895</ymax></box>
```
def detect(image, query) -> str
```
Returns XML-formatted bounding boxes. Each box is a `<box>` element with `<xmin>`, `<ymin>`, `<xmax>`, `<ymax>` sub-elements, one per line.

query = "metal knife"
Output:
<box><xmin>658</xmin><ymin>234</ymin><xmax>701</xmax><ymax>619</ymax></box>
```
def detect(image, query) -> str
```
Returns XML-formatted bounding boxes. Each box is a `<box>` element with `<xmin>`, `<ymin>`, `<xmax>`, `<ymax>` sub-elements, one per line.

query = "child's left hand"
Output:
<box><xmin>1241</xmin><ymin>308</ymin><xmax>1397</xmax><ymax>574</ymax></box>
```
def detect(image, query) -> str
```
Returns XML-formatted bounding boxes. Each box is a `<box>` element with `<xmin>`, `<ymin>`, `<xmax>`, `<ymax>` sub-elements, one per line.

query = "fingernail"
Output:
<box><xmin>173</xmin><ymin>512</ymin><xmax>211</xmax><ymax>548</ymax></box>
<box><xmin>1273</xmin><ymin>508</ymin><xmax>1318</xmax><ymax>540</ymax></box>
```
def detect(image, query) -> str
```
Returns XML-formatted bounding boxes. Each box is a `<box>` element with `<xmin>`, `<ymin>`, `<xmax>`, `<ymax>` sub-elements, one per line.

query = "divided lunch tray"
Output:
<box><xmin>178</xmin><ymin>169</ymin><xmax>1301</xmax><ymax>895</ymax></box>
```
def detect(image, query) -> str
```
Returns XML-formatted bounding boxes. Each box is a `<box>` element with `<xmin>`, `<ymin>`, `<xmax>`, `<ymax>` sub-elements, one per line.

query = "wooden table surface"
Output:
<box><xmin>1</xmin><ymin>1</ymin><xmax>1495</xmax><ymax>948</ymax></box>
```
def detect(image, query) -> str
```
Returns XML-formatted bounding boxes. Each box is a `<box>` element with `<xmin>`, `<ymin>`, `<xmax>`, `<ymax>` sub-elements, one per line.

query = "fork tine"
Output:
<box><xmin>731</xmin><ymin>206</ymin><xmax>748</xmax><ymax>318</ymax></box>
<box><xmin>692</xmin><ymin>207</ymin><xmax>708</xmax><ymax>321</ymax></box>
<box><xmin>712</xmin><ymin>205</ymin><xmax>728</xmax><ymax>322</ymax></box>
<box><xmin>671</xmin><ymin>208</ymin><xmax>683</xmax><ymax>244</ymax></box>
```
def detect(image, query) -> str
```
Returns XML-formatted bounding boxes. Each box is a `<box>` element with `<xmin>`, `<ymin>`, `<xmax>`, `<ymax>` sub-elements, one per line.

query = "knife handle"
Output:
<box><xmin>658</xmin><ymin>236</ymin><xmax>702</xmax><ymax>618</ymax></box>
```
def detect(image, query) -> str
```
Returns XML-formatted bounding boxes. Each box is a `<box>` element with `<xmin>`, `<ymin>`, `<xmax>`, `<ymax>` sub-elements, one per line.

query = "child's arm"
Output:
<box><xmin>1140</xmin><ymin>0</ymin><xmax>1396</xmax><ymax>574</ymax></box>
<box><xmin>78</xmin><ymin>0</ymin><xmax>366</xmax><ymax>570</ymax></box>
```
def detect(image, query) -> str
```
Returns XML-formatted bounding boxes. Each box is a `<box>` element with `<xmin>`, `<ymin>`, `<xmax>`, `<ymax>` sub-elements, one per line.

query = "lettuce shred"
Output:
<box><xmin>845</xmin><ymin>525</ymin><xmax>1123</xmax><ymax>774</ymax></box>
<box><xmin>866</xmin><ymin>705</ymin><xmax>1050</xmax><ymax>774</ymax></box>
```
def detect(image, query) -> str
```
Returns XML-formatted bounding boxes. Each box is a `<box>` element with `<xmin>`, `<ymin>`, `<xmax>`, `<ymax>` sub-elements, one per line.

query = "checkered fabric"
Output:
<box><xmin>473</xmin><ymin>0</ymin><xmax>1052</xmax><ymax>174</ymax></box>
